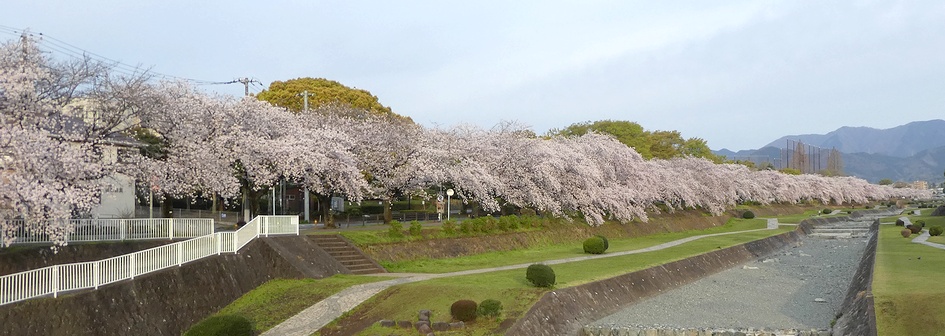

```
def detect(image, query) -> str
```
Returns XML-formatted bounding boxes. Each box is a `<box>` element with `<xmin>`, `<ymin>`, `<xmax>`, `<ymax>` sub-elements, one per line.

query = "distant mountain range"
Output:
<box><xmin>714</xmin><ymin>120</ymin><xmax>945</xmax><ymax>185</ymax></box>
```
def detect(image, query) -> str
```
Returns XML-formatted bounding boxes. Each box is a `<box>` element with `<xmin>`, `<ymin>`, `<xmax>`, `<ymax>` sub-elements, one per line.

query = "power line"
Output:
<box><xmin>0</xmin><ymin>25</ymin><xmax>239</xmax><ymax>86</ymax></box>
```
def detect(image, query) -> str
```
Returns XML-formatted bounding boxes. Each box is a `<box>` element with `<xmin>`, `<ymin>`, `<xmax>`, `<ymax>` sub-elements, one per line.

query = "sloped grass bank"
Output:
<box><xmin>873</xmin><ymin>224</ymin><xmax>945</xmax><ymax>336</ymax></box>
<box><xmin>382</xmin><ymin>218</ymin><xmax>774</xmax><ymax>273</ymax></box>
<box><xmin>186</xmin><ymin>275</ymin><xmax>389</xmax><ymax>335</ymax></box>
<box><xmin>316</xmin><ymin>228</ymin><xmax>790</xmax><ymax>336</ymax></box>
<box><xmin>340</xmin><ymin>204</ymin><xmax>810</xmax><ymax>265</ymax></box>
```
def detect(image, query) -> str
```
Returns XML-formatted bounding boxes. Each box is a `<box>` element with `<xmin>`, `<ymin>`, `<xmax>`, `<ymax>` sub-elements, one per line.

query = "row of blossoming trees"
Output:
<box><xmin>0</xmin><ymin>37</ymin><xmax>931</xmax><ymax>247</ymax></box>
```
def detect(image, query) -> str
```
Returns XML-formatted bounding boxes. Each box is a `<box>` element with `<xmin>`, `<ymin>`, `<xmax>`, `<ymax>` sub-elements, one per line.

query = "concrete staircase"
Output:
<box><xmin>310</xmin><ymin>235</ymin><xmax>386</xmax><ymax>274</ymax></box>
<box><xmin>809</xmin><ymin>221</ymin><xmax>871</xmax><ymax>239</ymax></box>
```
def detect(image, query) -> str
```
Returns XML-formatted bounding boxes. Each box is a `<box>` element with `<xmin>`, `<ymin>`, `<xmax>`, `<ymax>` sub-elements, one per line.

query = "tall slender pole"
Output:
<box><xmin>300</xmin><ymin>90</ymin><xmax>314</xmax><ymax>222</ymax></box>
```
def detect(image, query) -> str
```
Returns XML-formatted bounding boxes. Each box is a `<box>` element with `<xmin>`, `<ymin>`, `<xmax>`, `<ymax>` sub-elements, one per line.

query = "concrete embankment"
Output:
<box><xmin>0</xmin><ymin>236</ymin><xmax>348</xmax><ymax>336</ymax></box>
<box><xmin>505</xmin><ymin>222</ymin><xmax>811</xmax><ymax>336</ymax></box>
<box><xmin>507</xmin><ymin>210</ymin><xmax>893</xmax><ymax>336</ymax></box>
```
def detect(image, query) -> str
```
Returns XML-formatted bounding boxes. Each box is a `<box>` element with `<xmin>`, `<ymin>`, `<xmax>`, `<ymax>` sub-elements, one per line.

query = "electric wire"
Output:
<box><xmin>0</xmin><ymin>25</ymin><xmax>242</xmax><ymax>86</ymax></box>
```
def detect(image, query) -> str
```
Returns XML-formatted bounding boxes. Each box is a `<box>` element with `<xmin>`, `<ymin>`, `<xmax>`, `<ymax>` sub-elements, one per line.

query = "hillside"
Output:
<box><xmin>761</xmin><ymin>119</ymin><xmax>945</xmax><ymax>158</ymax></box>
<box><xmin>714</xmin><ymin>120</ymin><xmax>945</xmax><ymax>184</ymax></box>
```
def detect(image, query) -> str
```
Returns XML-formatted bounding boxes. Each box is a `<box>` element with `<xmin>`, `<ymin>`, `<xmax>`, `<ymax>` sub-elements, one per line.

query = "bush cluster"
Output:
<box><xmin>915</xmin><ymin>220</ymin><xmax>926</xmax><ymax>227</ymax></box>
<box><xmin>408</xmin><ymin>220</ymin><xmax>423</xmax><ymax>236</ymax></box>
<box><xmin>929</xmin><ymin>226</ymin><xmax>944</xmax><ymax>237</ymax></box>
<box><xmin>388</xmin><ymin>220</ymin><xmax>404</xmax><ymax>239</ymax></box>
<box><xmin>450</xmin><ymin>300</ymin><xmax>478</xmax><ymax>322</ymax></box>
<box><xmin>477</xmin><ymin>299</ymin><xmax>503</xmax><ymax>318</ymax></box>
<box><xmin>742</xmin><ymin>211</ymin><xmax>755</xmax><ymax>219</ymax></box>
<box><xmin>526</xmin><ymin>263</ymin><xmax>556</xmax><ymax>288</ymax></box>
<box><xmin>184</xmin><ymin>315</ymin><xmax>253</xmax><ymax>336</ymax></box>
<box><xmin>822</xmin><ymin>208</ymin><xmax>832</xmax><ymax>215</ymax></box>
<box><xmin>583</xmin><ymin>236</ymin><xmax>607</xmax><ymax>254</ymax></box>
<box><xmin>895</xmin><ymin>219</ymin><xmax>905</xmax><ymax>226</ymax></box>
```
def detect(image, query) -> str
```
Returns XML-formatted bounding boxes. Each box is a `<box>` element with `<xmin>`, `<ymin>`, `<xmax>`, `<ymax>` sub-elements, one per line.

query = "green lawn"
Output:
<box><xmin>873</xmin><ymin>223</ymin><xmax>945</xmax><ymax>336</ymax></box>
<box><xmin>320</xmin><ymin>228</ymin><xmax>791</xmax><ymax>336</ymax></box>
<box><xmin>186</xmin><ymin>275</ymin><xmax>390</xmax><ymax>334</ymax></box>
<box><xmin>775</xmin><ymin>210</ymin><xmax>831</xmax><ymax>223</ymax></box>
<box><xmin>381</xmin><ymin>218</ymin><xmax>781</xmax><ymax>273</ymax></box>
<box><xmin>927</xmin><ymin>235</ymin><xmax>945</xmax><ymax>244</ymax></box>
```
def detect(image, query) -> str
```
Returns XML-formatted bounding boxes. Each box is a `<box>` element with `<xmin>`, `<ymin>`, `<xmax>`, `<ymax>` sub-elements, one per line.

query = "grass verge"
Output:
<box><xmin>873</xmin><ymin>223</ymin><xmax>945</xmax><ymax>336</ymax></box>
<box><xmin>317</xmin><ymin>228</ymin><xmax>790</xmax><ymax>336</ymax></box>
<box><xmin>186</xmin><ymin>275</ymin><xmax>390</xmax><ymax>334</ymax></box>
<box><xmin>380</xmin><ymin>218</ymin><xmax>779</xmax><ymax>273</ymax></box>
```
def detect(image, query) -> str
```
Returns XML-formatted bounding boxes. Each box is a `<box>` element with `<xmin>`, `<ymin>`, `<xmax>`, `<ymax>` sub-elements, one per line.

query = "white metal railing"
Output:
<box><xmin>5</xmin><ymin>218</ymin><xmax>215</xmax><ymax>245</ymax></box>
<box><xmin>0</xmin><ymin>215</ymin><xmax>298</xmax><ymax>306</ymax></box>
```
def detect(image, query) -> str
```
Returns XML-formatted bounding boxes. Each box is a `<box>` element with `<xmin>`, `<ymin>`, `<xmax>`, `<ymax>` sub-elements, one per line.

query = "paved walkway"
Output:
<box><xmin>912</xmin><ymin>230</ymin><xmax>945</xmax><ymax>250</ymax></box>
<box><xmin>262</xmin><ymin>219</ymin><xmax>782</xmax><ymax>336</ymax></box>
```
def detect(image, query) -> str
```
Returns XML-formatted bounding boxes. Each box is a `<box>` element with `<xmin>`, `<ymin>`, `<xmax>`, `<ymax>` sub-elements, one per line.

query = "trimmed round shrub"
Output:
<box><xmin>929</xmin><ymin>226</ymin><xmax>944</xmax><ymax>237</ymax></box>
<box><xmin>184</xmin><ymin>315</ymin><xmax>253</xmax><ymax>336</ymax></box>
<box><xmin>596</xmin><ymin>235</ymin><xmax>609</xmax><ymax>250</ymax></box>
<box><xmin>915</xmin><ymin>220</ymin><xmax>926</xmax><ymax>227</ymax></box>
<box><xmin>901</xmin><ymin>229</ymin><xmax>913</xmax><ymax>238</ymax></box>
<box><xmin>583</xmin><ymin>236</ymin><xmax>607</xmax><ymax>254</ymax></box>
<box><xmin>822</xmin><ymin>208</ymin><xmax>832</xmax><ymax>215</ymax></box>
<box><xmin>477</xmin><ymin>299</ymin><xmax>503</xmax><ymax>318</ymax></box>
<box><xmin>908</xmin><ymin>224</ymin><xmax>923</xmax><ymax>234</ymax></box>
<box><xmin>450</xmin><ymin>299</ymin><xmax>478</xmax><ymax>322</ymax></box>
<box><xmin>742</xmin><ymin>211</ymin><xmax>755</xmax><ymax>219</ymax></box>
<box><xmin>895</xmin><ymin>219</ymin><xmax>905</xmax><ymax>226</ymax></box>
<box><xmin>526</xmin><ymin>263</ymin><xmax>556</xmax><ymax>288</ymax></box>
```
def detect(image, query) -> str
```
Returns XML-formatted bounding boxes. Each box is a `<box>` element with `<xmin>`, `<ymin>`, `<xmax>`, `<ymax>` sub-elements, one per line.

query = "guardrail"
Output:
<box><xmin>5</xmin><ymin>218</ymin><xmax>215</xmax><ymax>245</ymax></box>
<box><xmin>0</xmin><ymin>215</ymin><xmax>298</xmax><ymax>306</ymax></box>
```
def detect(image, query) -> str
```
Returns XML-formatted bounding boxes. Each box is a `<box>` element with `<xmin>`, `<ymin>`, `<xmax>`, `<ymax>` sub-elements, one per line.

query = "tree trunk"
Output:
<box><xmin>161</xmin><ymin>197</ymin><xmax>173</xmax><ymax>218</ymax></box>
<box><xmin>319</xmin><ymin>195</ymin><xmax>335</xmax><ymax>228</ymax></box>
<box><xmin>383</xmin><ymin>199</ymin><xmax>393</xmax><ymax>224</ymax></box>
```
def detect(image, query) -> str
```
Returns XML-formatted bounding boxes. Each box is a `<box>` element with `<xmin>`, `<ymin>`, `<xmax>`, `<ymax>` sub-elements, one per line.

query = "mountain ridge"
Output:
<box><xmin>713</xmin><ymin>120</ymin><xmax>945</xmax><ymax>184</ymax></box>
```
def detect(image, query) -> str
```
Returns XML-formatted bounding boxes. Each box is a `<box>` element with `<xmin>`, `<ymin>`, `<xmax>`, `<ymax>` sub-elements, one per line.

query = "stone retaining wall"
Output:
<box><xmin>0</xmin><ymin>236</ymin><xmax>348</xmax><ymax>336</ymax></box>
<box><xmin>508</xmin><ymin>212</ymin><xmax>891</xmax><ymax>336</ymax></box>
<box><xmin>830</xmin><ymin>219</ymin><xmax>879</xmax><ymax>336</ymax></box>
<box><xmin>506</xmin><ymin>228</ymin><xmax>807</xmax><ymax>336</ymax></box>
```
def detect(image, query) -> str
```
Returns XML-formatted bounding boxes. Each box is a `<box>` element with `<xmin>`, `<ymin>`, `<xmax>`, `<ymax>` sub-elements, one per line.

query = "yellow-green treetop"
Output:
<box><xmin>256</xmin><ymin>77</ymin><xmax>412</xmax><ymax>122</ymax></box>
<box><xmin>548</xmin><ymin>120</ymin><xmax>720</xmax><ymax>161</ymax></box>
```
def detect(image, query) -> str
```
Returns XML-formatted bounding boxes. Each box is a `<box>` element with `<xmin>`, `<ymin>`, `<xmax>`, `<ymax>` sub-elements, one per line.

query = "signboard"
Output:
<box><xmin>331</xmin><ymin>197</ymin><xmax>345</xmax><ymax>212</ymax></box>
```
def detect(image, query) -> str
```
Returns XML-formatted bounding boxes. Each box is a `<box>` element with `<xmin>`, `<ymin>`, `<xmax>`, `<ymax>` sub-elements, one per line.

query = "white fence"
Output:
<box><xmin>5</xmin><ymin>218</ymin><xmax>215</xmax><ymax>245</ymax></box>
<box><xmin>0</xmin><ymin>215</ymin><xmax>298</xmax><ymax>306</ymax></box>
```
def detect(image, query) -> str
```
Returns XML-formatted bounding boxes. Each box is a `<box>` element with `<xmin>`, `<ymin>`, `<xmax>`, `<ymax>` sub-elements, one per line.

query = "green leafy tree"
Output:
<box><xmin>547</xmin><ymin>120</ymin><xmax>719</xmax><ymax>161</ymax></box>
<box><xmin>256</xmin><ymin>77</ymin><xmax>411</xmax><ymax>121</ymax></box>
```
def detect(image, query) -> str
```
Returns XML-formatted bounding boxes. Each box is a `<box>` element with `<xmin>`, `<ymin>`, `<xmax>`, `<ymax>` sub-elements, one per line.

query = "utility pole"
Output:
<box><xmin>299</xmin><ymin>90</ymin><xmax>314</xmax><ymax>222</ymax></box>
<box><xmin>237</xmin><ymin>77</ymin><xmax>260</xmax><ymax>222</ymax></box>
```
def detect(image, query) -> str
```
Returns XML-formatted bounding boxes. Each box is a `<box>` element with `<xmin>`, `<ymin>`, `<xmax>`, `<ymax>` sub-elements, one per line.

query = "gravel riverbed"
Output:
<box><xmin>591</xmin><ymin>224</ymin><xmax>869</xmax><ymax>330</ymax></box>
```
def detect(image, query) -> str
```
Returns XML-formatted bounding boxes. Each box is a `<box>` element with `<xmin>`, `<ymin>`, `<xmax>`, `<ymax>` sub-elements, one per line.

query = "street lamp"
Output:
<box><xmin>446</xmin><ymin>189</ymin><xmax>454</xmax><ymax>221</ymax></box>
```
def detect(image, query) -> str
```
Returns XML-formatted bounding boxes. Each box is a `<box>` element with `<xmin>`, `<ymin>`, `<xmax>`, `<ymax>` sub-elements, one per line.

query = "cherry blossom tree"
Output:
<box><xmin>1</xmin><ymin>37</ymin><xmax>155</xmax><ymax>247</ymax></box>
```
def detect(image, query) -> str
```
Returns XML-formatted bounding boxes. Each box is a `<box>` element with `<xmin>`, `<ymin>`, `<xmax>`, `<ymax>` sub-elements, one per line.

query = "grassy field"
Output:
<box><xmin>319</xmin><ymin>228</ymin><xmax>791</xmax><ymax>335</ymax></box>
<box><xmin>775</xmin><ymin>208</ymin><xmax>858</xmax><ymax>223</ymax></box>
<box><xmin>873</xmin><ymin>218</ymin><xmax>945</xmax><ymax>336</ymax></box>
<box><xmin>185</xmin><ymin>275</ymin><xmax>389</xmax><ymax>334</ymax></box>
<box><xmin>381</xmin><ymin>218</ymin><xmax>775</xmax><ymax>273</ymax></box>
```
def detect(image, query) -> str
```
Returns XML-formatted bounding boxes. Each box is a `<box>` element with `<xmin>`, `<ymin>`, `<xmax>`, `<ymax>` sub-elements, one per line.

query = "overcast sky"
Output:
<box><xmin>3</xmin><ymin>1</ymin><xmax>944</xmax><ymax>150</ymax></box>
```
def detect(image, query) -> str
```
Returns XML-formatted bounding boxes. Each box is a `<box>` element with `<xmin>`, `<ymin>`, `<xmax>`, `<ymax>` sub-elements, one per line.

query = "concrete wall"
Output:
<box><xmin>0</xmin><ymin>236</ymin><xmax>348</xmax><ymax>336</ymax></box>
<box><xmin>506</xmin><ymin>229</ymin><xmax>807</xmax><ymax>336</ymax></box>
<box><xmin>514</xmin><ymin>212</ymin><xmax>885</xmax><ymax>336</ymax></box>
<box><xmin>830</xmin><ymin>219</ymin><xmax>879</xmax><ymax>336</ymax></box>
